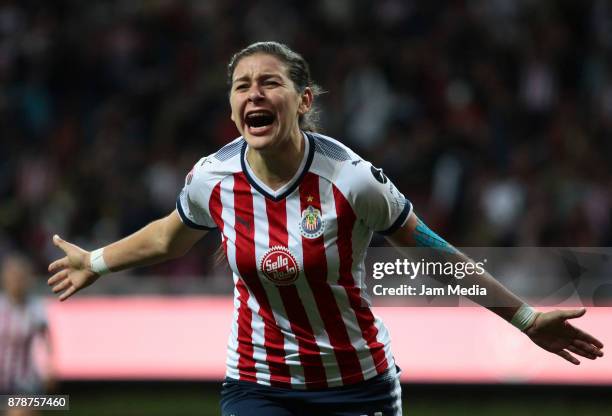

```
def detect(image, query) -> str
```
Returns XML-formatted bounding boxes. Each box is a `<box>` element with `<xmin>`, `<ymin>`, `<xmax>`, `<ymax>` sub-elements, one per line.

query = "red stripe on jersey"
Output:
<box><xmin>210</xmin><ymin>178</ymin><xmax>255</xmax><ymax>382</ymax></box>
<box><xmin>266</xmin><ymin>198</ymin><xmax>327</xmax><ymax>389</ymax></box>
<box><xmin>333</xmin><ymin>185</ymin><xmax>388</xmax><ymax>374</ymax></box>
<box><xmin>234</xmin><ymin>173</ymin><xmax>293</xmax><ymax>386</ymax></box>
<box><xmin>209</xmin><ymin>183</ymin><xmax>227</xmax><ymax>257</ymax></box>
<box><xmin>300</xmin><ymin>173</ymin><xmax>364</xmax><ymax>385</ymax></box>
<box><xmin>210</xmin><ymin>181</ymin><xmax>258</xmax><ymax>381</ymax></box>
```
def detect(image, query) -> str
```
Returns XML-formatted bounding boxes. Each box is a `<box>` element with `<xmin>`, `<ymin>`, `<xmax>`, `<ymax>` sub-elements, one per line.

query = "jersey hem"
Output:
<box><xmin>225</xmin><ymin>358</ymin><xmax>393</xmax><ymax>391</ymax></box>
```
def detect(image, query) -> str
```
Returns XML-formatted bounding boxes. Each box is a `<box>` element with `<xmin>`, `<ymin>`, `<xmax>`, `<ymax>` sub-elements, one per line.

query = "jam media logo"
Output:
<box><xmin>299</xmin><ymin>205</ymin><xmax>325</xmax><ymax>239</ymax></box>
<box><xmin>259</xmin><ymin>246</ymin><xmax>300</xmax><ymax>285</ymax></box>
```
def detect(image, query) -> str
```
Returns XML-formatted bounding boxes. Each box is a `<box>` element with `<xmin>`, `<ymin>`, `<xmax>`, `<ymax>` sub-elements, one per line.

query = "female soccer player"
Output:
<box><xmin>1</xmin><ymin>253</ymin><xmax>55</xmax><ymax>416</ymax></box>
<box><xmin>47</xmin><ymin>42</ymin><xmax>604</xmax><ymax>416</ymax></box>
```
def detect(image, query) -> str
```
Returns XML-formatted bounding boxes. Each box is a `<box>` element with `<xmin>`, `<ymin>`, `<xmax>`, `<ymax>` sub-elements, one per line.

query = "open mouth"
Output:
<box><xmin>245</xmin><ymin>110</ymin><xmax>276</xmax><ymax>129</ymax></box>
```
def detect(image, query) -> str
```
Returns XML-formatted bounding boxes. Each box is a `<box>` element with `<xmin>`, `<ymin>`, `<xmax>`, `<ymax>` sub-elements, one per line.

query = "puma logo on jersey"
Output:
<box><xmin>370</xmin><ymin>165</ymin><xmax>388</xmax><ymax>184</ymax></box>
<box><xmin>185</xmin><ymin>167</ymin><xmax>195</xmax><ymax>185</ymax></box>
<box><xmin>235</xmin><ymin>214</ymin><xmax>251</xmax><ymax>229</ymax></box>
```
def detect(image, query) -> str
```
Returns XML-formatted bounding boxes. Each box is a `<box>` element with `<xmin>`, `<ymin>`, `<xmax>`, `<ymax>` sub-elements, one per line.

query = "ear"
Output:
<box><xmin>298</xmin><ymin>87</ymin><xmax>314</xmax><ymax>116</ymax></box>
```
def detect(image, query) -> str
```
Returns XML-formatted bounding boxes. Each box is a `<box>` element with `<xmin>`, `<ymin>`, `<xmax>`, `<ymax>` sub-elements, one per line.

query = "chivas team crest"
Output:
<box><xmin>299</xmin><ymin>206</ymin><xmax>325</xmax><ymax>239</ymax></box>
<box><xmin>259</xmin><ymin>246</ymin><xmax>300</xmax><ymax>285</ymax></box>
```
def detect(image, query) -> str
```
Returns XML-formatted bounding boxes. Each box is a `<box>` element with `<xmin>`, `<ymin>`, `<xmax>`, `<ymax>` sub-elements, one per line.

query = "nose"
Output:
<box><xmin>248</xmin><ymin>84</ymin><xmax>264</xmax><ymax>103</ymax></box>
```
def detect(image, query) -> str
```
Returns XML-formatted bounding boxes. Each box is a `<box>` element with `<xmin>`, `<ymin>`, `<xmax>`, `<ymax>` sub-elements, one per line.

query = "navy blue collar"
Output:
<box><xmin>240</xmin><ymin>132</ymin><xmax>316</xmax><ymax>202</ymax></box>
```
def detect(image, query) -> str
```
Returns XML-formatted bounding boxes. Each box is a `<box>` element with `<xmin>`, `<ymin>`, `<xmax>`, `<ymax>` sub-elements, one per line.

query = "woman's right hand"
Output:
<box><xmin>48</xmin><ymin>234</ymin><xmax>100</xmax><ymax>301</ymax></box>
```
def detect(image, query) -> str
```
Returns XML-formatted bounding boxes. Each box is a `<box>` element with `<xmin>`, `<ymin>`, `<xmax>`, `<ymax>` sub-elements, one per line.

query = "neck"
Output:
<box><xmin>246</xmin><ymin>131</ymin><xmax>305</xmax><ymax>191</ymax></box>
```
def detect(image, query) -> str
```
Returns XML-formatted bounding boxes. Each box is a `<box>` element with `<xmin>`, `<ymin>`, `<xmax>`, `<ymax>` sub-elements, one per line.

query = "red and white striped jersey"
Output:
<box><xmin>0</xmin><ymin>295</ymin><xmax>47</xmax><ymax>393</ymax></box>
<box><xmin>177</xmin><ymin>132</ymin><xmax>411</xmax><ymax>389</ymax></box>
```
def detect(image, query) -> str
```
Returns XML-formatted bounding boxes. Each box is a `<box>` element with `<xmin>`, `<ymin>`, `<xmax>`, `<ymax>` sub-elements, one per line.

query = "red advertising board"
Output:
<box><xmin>46</xmin><ymin>297</ymin><xmax>611</xmax><ymax>384</ymax></box>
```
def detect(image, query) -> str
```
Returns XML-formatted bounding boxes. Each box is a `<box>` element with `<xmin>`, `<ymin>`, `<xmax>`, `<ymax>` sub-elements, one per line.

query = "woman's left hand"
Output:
<box><xmin>525</xmin><ymin>308</ymin><xmax>604</xmax><ymax>365</ymax></box>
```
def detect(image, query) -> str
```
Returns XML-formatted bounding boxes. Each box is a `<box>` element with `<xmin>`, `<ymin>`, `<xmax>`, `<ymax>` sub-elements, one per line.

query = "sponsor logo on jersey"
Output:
<box><xmin>259</xmin><ymin>246</ymin><xmax>300</xmax><ymax>285</ymax></box>
<box><xmin>299</xmin><ymin>205</ymin><xmax>325</xmax><ymax>239</ymax></box>
<box><xmin>370</xmin><ymin>165</ymin><xmax>388</xmax><ymax>184</ymax></box>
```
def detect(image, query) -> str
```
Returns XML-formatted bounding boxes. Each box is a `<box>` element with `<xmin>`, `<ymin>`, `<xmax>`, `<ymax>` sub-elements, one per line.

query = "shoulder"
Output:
<box><xmin>308</xmin><ymin>132</ymin><xmax>362</xmax><ymax>181</ymax></box>
<box><xmin>212</xmin><ymin>136</ymin><xmax>246</xmax><ymax>164</ymax></box>
<box><xmin>308</xmin><ymin>132</ymin><xmax>384</xmax><ymax>193</ymax></box>
<box><xmin>189</xmin><ymin>136</ymin><xmax>245</xmax><ymax>185</ymax></box>
<box><xmin>310</xmin><ymin>132</ymin><xmax>356</xmax><ymax>163</ymax></box>
<box><xmin>307</xmin><ymin>132</ymin><xmax>410</xmax><ymax>231</ymax></box>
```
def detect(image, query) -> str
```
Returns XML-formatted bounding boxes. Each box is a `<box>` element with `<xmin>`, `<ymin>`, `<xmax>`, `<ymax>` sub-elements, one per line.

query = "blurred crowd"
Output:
<box><xmin>1</xmin><ymin>0</ymin><xmax>612</xmax><ymax>281</ymax></box>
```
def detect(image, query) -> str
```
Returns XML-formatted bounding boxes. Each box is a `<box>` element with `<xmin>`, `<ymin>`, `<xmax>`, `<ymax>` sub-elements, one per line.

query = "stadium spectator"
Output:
<box><xmin>0</xmin><ymin>252</ymin><xmax>55</xmax><ymax>415</ymax></box>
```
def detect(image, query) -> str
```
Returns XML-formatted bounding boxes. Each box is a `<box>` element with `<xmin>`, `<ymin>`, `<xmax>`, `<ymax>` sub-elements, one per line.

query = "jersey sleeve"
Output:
<box><xmin>176</xmin><ymin>157</ymin><xmax>218</xmax><ymax>230</ymax></box>
<box><xmin>339</xmin><ymin>160</ymin><xmax>412</xmax><ymax>235</ymax></box>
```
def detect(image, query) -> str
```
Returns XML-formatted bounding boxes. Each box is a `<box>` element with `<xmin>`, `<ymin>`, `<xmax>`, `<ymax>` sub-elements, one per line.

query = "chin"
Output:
<box><xmin>243</xmin><ymin>133</ymin><xmax>276</xmax><ymax>150</ymax></box>
<box><xmin>242</xmin><ymin>124</ymin><xmax>285</xmax><ymax>151</ymax></box>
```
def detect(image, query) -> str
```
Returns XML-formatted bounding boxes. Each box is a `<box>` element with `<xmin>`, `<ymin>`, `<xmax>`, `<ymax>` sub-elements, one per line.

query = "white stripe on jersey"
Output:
<box><xmin>376</xmin><ymin>316</ymin><xmax>395</xmax><ymax>376</ymax></box>
<box><xmin>244</xmin><ymin>188</ymin><xmax>273</xmax><ymax>386</ymax></box>
<box><xmin>245</xmin><ymin>289</ymin><xmax>271</xmax><ymax>385</ymax></box>
<box><xmin>226</xmin><ymin>276</ymin><xmax>241</xmax><ymax>381</ymax></box>
<box><xmin>318</xmin><ymin>177</ymin><xmax>376</xmax><ymax>374</ymax></box>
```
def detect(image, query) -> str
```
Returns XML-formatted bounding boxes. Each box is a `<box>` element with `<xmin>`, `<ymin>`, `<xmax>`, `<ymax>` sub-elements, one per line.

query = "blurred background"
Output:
<box><xmin>1</xmin><ymin>0</ymin><xmax>611</xmax><ymax>415</ymax></box>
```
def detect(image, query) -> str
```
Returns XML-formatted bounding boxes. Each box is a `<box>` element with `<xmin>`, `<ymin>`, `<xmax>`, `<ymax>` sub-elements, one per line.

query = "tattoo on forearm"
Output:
<box><xmin>414</xmin><ymin>218</ymin><xmax>457</xmax><ymax>254</ymax></box>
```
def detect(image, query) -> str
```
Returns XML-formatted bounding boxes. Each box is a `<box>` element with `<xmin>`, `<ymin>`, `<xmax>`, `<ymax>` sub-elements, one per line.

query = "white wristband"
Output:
<box><xmin>511</xmin><ymin>304</ymin><xmax>538</xmax><ymax>332</ymax></box>
<box><xmin>90</xmin><ymin>248</ymin><xmax>110</xmax><ymax>275</ymax></box>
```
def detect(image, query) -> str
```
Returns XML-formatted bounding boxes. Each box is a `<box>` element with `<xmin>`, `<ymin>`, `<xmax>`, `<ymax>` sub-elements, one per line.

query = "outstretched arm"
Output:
<box><xmin>48</xmin><ymin>210</ymin><xmax>207</xmax><ymax>301</ymax></box>
<box><xmin>385</xmin><ymin>212</ymin><xmax>604</xmax><ymax>365</ymax></box>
